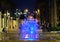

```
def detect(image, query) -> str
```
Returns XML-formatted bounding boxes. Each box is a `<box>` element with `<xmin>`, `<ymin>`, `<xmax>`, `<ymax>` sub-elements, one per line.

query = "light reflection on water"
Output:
<box><xmin>19</xmin><ymin>33</ymin><xmax>39</xmax><ymax>40</ymax></box>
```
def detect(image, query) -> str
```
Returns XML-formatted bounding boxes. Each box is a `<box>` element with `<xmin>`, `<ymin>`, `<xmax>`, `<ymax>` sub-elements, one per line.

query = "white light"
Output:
<box><xmin>16</xmin><ymin>9</ymin><xmax>18</xmax><ymax>11</ymax></box>
<box><xmin>4</xmin><ymin>14</ymin><xmax>6</xmax><ymax>16</ymax></box>
<box><xmin>25</xmin><ymin>34</ymin><xmax>29</xmax><ymax>38</ymax></box>
<box><xmin>25</xmin><ymin>9</ymin><xmax>28</xmax><ymax>13</ymax></box>
<box><xmin>11</xmin><ymin>17</ymin><xmax>13</xmax><ymax>19</ymax></box>
<box><xmin>37</xmin><ymin>9</ymin><xmax>40</xmax><ymax>15</ymax></box>
<box><xmin>35</xmin><ymin>11</ymin><xmax>37</xmax><ymax>13</ymax></box>
<box><xmin>37</xmin><ymin>9</ymin><xmax>40</xmax><ymax>12</ymax></box>
<box><xmin>20</xmin><ymin>12</ymin><xmax>22</xmax><ymax>15</ymax></box>
<box><xmin>7</xmin><ymin>13</ymin><xmax>10</xmax><ymax>16</ymax></box>
<box><xmin>18</xmin><ymin>13</ymin><xmax>20</xmax><ymax>15</ymax></box>
<box><xmin>24</xmin><ymin>12</ymin><xmax>27</xmax><ymax>14</ymax></box>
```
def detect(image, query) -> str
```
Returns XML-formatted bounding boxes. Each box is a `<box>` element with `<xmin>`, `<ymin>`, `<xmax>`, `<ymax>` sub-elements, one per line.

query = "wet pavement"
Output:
<box><xmin>0</xmin><ymin>32</ymin><xmax>60</xmax><ymax>40</ymax></box>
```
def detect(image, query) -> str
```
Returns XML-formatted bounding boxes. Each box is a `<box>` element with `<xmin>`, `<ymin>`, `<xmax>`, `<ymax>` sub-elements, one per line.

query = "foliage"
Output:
<box><xmin>50</xmin><ymin>26</ymin><xmax>60</xmax><ymax>31</ymax></box>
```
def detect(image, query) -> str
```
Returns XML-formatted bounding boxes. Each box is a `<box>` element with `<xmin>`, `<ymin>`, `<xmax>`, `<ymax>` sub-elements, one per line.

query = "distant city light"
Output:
<box><xmin>16</xmin><ymin>9</ymin><xmax>18</xmax><ymax>11</ymax></box>
<box><xmin>37</xmin><ymin>9</ymin><xmax>40</xmax><ymax>13</ymax></box>
<box><xmin>20</xmin><ymin>12</ymin><xmax>22</xmax><ymax>15</ymax></box>
<box><xmin>18</xmin><ymin>13</ymin><xmax>20</xmax><ymax>15</ymax></box>
<box><xmin>35</xmin><ymin>11</ymin><xmax>38</xmax><ymax>13</ymax></box>
<box><xmin>37</xmin><ymin>9</ymin><xmax>40</xmax><ymax>15</ymax></box>
<box><xmin>4</xmin><ymin>14</ymin><xmax>6</xmax><ymax>16</ymax></box>
<box><xmin>28</xmin><ymin>16</ymin><xmax>34</xmax><ymax>19</ymax></box>
<box><xmin>7</xmin><ymin>13</ymin><xmax>10</xmax><ymax>16</ymax></box>
<box><xmin>25</xmin><ymin>9</ymin><xmax>28</xmax><ymax>13</ymax></box>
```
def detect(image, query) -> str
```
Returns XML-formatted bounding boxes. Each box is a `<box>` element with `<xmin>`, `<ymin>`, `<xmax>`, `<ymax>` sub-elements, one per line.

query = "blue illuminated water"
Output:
<box><xmin>19</xmin><ymin>19</ymin><xmax>39</xmax><ymax>40</ymax></box>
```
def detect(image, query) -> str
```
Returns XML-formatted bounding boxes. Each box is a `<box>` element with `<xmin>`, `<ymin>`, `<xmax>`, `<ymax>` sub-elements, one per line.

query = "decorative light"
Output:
<box><xmin>25</xmin><ymin>9</ymin><xmax>28</xmax><ymax>13</ymax></box>
<box><xmin>20</xmin><ymin>19</ymin><xmax>39</xmax><ymax>40</ymax></box>
<box><xmin>16</xmin><ymin>9</ymin><xmax>18</xmax><ymax>11</ymax></box>
<box><xmin>35</xmin><ymin>11</ymin><xmax>38</xmax><ymax>13</ymax></box>
<box><xmin>7</xmin><ymin>13</ymin><xmax>10</xmax><ymax>16</ymax></box>
<box><xmin>37</xmin><ymin>9</ymin><xmax>40</xmax><ymax>15</ymax></box>
<box><xmin>4</xmin><ymin>13</ymin><xmax>6</xmax><ymax>16</ymax></box>
<box><xmin>18</xmin><ymin>13</ymin><xmax>20</xmax><ymax>15</ymax></box>
<box><xmin>37</xmin><ymin>9</ymin><xmax>40</xmax><ymax>12</ymax></box>
<box><xmin>20</xmin><ymin>12</ymin><xmax>22</xmax><ymax>15</ymax></box>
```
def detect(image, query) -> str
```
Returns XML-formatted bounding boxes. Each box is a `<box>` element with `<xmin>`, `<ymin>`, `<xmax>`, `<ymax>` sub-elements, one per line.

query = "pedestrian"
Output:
<box><xmin>2</xmin><ymin>28</ymin><xmax>6</xmax><ymax>32</ymax></box>
<box><xmin>2</xmin><ymin>28</ymin><xmax>7</xmax><ymax>37</ymax></box>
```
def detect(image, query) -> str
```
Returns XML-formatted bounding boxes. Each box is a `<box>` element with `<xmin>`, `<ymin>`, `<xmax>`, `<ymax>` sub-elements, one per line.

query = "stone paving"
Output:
<box><xmin>0</xmin><ymin>32</ymin><xmax>60</xmax><ymax>40</ymax></box>
<box><xmin>0</xmin><ymin>32</ymin><xmax>60</xmax><ymax>42</ymax></box>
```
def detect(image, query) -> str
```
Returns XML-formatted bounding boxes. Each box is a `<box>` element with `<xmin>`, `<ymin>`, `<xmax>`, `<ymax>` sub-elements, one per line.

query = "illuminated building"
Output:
<box><xmin>10</xmin><ymin>17</ymin><xmax>13</xmax><ymax>31</ymax></box>
<box><xmin>4</xmin><ymin>13</ymin><xmax>7</xmax><ymax>30</ymax></box>
<box><xmin>16</xmin><ymin>18</ymin><xmax>19</xmax><ymax>32</ymax></box>
<box><xmin>7</xmin><ymin>11</ymin><xmax>10</xmax><ymax>32</ymax></box>
<box><xmin>7</xmin><ymin>17</ymin><xmax>19</xmax><ymax>32</ymax></box>
<box><xmin>2</xmin><ymin>18</ymin><xmax>4</xmax><ymax>30</ymax></box>
<box><xmin>0</xmin><ymin>12</ymin><xmax>2</xmax><ymax>32</ymax></box>
<box><xmin>10</xmin><ymin>19</ymin><xmax>19</xmax><ymax>32</ymax></box>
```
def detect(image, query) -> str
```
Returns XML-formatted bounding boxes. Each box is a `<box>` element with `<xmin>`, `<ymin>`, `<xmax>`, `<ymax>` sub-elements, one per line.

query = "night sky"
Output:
<box><xmin>0</xmin><ymin>0</ymin><xmax>50</xmax><ymax>11</ymax></box>
<box><xmin>11</xmin><ymin>0</ymin><xmax>36</xmax><ymax>11</ymax></box>
<box><xmin>0</xmin><ymin>0</ymin><xmax>51</xmax><ymax>22</ymax></box>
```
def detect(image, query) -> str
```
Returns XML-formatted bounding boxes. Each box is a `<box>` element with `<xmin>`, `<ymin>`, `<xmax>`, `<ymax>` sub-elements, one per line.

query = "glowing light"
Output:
<box><xmin>24</xmin><ymin>9</ymin><xmax>28</xmax><ymax>13</ymax></box>
<box><xmin>20</xmin><ymin>19</ymin><xmax>39</xmax><ymax>40</ymax></box>
<box><xmin>35</xmin><ymin>11</ymin><xmax>38</xmax><ymax>13</ymax></box>
<box><xmin>31</xmin><ymin>31</ymin><xmax>33</xmax><ymax>34</ymax></box>
<box><xmin>20</xmin><ymin>12</ymin><xmax>22</xmax><ymax>15</ymax></box>
<box><xmin>37</xmin><ymin>9</ymin><xmax>40</xmax><ymax>15</ymax></box>
<box><xmin>25</xmin><ymin>34</ymin><xmax>29</xmax><ymax>38</ymax></box>
<box><xmin>37</xmin><ymin>9</ymin><xmax>40</xmax><ymax>12</ymax></box>
<box><xmin>16</xmin><ymin>9</ymin><xmax>18</xmax><ymax>11</ymax></box>
<box><xmin>28</xmin><ymin>16</ymin><xmax>34</xmax><ymax>19</ymax></box>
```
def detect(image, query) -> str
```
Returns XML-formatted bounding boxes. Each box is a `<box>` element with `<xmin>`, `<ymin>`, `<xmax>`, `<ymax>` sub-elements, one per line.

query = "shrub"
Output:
<box><xmin>50</xmin><ymin>26</ymin><xmax>60</xmax><ymax>31</ymax></box>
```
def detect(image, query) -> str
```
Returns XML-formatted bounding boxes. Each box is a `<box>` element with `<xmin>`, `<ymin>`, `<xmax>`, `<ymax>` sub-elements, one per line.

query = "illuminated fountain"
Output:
<box><xmin>20</xmin><ymin>15</ymin><xmax>39</xmax><ymax>40</ymax></box>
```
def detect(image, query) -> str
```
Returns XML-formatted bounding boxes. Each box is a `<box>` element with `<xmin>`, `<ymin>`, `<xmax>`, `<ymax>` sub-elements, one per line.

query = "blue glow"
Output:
<box><xmin>20</xmin><ymin>19</ymin><xmax>39</xmax><ymax>40</ymax></box>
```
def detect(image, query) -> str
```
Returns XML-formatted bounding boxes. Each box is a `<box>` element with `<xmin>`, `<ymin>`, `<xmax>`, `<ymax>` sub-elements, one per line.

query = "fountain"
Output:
<box><xmin>19</xmin><ymin>15</ymin><xmax>39</xmax><ymax>40</ymax></box>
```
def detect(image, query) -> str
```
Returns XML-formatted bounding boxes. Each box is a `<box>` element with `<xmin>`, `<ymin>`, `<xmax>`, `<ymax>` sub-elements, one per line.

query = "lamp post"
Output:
<box><xmin>15</xmin><ymin>9</ymin><xmax>20</xmax><ymax>32</ymax></box>
<box><xmin>4</xmin><ymin>13</ymin><xmax>7</xmax><ymax>30</ymax></box>
<box><xmin>7</xmin><ymin>11</ymin><xmax>10</xmax><ymax>32</ymax></box>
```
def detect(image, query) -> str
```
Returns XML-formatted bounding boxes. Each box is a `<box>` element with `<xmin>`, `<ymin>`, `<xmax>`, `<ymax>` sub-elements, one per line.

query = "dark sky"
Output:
<box><xmin>0</xmin><ymin>0</ymin><xmax>50</xmax><ymax>12</ymax></box>
<box><xmin>11</xmin><ymin>0</ymin><xmax>36</xmax><ymax>11</ymax></box>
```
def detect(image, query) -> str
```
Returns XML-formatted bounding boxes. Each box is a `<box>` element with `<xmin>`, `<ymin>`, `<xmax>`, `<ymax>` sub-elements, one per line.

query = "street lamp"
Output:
<box><xmin>24</xmin><ymin>9</ymin><xmax>28</xmax><ymax>13</ymax></box>
<box><xmin>20</xmin><ymin>12</ymin><xmax>22</xmax><ymax>15</ymax></box>
<box><xmin>35</xmin><ymin>11</ymin><xmax>38</xmax><ymax>14</ymax></box>
<box><xmin>7</xmin><ymin>11</ymin><xmax>10</xmax><ymax>32</ymax></box>
<box><xmin>37</xmin><ymin>9</ymin><xmax>40</xmax><ymax>14</ymax></box>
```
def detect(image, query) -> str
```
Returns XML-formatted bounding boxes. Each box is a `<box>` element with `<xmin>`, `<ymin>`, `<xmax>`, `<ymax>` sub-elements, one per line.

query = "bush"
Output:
<box><xmin>50</xmin><ymin>26</ymin><xmax>60</xmax><ymax>31</ymax></box>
